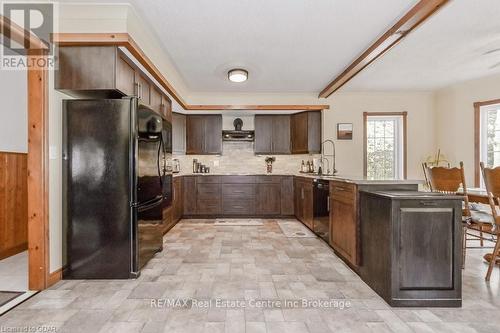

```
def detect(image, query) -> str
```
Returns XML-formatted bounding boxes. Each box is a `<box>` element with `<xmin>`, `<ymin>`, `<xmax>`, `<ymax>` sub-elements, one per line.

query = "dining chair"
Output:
<box><xmin>479</xmin><ymin>162</ymin><xmax>500</xmax><ymax>281</ymax></box>
<box><xmin>423</xmin><ymin>162</ymin><xmax>470</xmax><ymax>268</ymax></box>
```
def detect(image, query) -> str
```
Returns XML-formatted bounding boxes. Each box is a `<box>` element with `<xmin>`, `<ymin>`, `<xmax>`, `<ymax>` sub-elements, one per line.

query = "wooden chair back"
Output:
<box><xmin>424</xmin><ymin>162</ymin><xmax>470</xmax><ymax>216</ymax></box>
<box><xmin>480</xmin><ymin>162</ymin><xmax>500</xmax><ymax>227</ymax></box>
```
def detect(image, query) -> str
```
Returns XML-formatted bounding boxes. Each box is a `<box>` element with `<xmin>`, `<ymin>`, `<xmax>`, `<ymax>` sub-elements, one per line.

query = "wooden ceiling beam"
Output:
<box><xmin>0</xmin><ymin>15</ymin><xmax>48</xmax><ymax>51</ymax></box>
<box><xmin>318</xmin><ymin>0</ymin><xmax>449</xmax><ymax>98</ymax></box>
<box><xmin>52</xmin><ymin>32</ymin><xmax>329</xmax><ymax>112</ymax></box>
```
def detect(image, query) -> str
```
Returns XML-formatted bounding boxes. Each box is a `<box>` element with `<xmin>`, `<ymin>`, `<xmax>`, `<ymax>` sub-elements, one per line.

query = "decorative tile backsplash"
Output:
<box><xmin>173</xmin><ymin>142</ymin><xmax>321</xmax><ymax>175</ymax></box>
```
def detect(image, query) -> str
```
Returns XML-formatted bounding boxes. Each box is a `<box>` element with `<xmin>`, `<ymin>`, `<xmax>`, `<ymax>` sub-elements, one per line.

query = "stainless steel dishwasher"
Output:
<box><xmin>313</xmin><ymin>179</ymin><xmax>330</xmax><ymax>242</ymax></box>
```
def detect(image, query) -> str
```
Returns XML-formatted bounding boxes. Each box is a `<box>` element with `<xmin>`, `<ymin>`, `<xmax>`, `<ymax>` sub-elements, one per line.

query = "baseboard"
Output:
<box><xmin>0</xmin><ymin>243</ymin><xmax>28</xmax><ymax>260</ymax></box>
<box><xmin>47</xmin><ymin>268</ymin><xmax>62</xmax><ymax>287</ymax></box>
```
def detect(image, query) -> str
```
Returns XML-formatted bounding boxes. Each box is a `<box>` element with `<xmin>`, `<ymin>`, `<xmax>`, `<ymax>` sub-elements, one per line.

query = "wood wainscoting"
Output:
<box><xmin>0</xmin><ymin>151</ymin><xmax>28</xmax><ymax>260</ymax></box>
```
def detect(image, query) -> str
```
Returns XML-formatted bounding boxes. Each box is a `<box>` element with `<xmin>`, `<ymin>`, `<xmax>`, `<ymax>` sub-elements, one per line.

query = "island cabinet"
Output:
<box><xmin>291</xmin><ymin>111</ymin><xmax>322</xmax><ymax>154</ymax></box>
<box><xmin>186</xmin><ymin>115</ymin><xmax>222</xmax><ymax>155</ymax></box>
<box><xmin>172</xmin><ymin>177</ymin><xmax>183</xmax><ymax>223</ymax></box>
<box><xmin>294</xmin><ymin>177</ymin><xmax>313</xmax><ymax>229</ymax></box>
<box><xmin>254</xmin><ymin>115</ymin><xmax>291</xmax><ymax>154</ymax></box>
<box><xmin>359</xmin><ymin>191</ymin><xmax>462</xmax><ymax>307</ymax></box>
<box><xmin>55</xmin><ymin>46</ymin><xmax>172</xmax><ymax>120</ymax></box>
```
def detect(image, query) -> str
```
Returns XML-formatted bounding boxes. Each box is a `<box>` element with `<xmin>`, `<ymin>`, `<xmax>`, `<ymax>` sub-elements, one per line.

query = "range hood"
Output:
<box><xmin>222</xmin><ymin>117</ymin><xmax>254</xmax><ymax>142</ymax></box>
<box><xmin>222</xmin><ymin>130</ymin><xmax>254</xmax><ymax>142</ymax></box>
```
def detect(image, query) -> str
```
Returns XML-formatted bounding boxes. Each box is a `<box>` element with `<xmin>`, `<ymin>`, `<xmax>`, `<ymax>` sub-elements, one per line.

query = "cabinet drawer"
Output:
<box><xmin>222</xmin><ymin>199</ymin><xmax>255</xmax><ymax>215</ymax></box>
<box><xmin>222</xmin><ymin>184</ymin><xmax>255</xmax><ymax>198</ymax></box>
<box><xmin>330</xmin><ymin>181</ymin><xmax>356</xmax><ymax>202</ymax></box>
<box><xmin>197</xmin><ymin>176</ymin><xmax>221</xmax><ymax>184</ymax></box>
<box><xmin>256</xmin><ymin>176</ymin><xmax>282</xmax><ymax>184</ymax></box>
<box><xmin>197</xmin><ymin>184</ymin><xmax>221</xmax><ymax>199</ymax></box>
<box><xmin>196</xmin><ymin>199</ymin><xmax>221</xmax><ymax>215</ymax></box>
<box><xmin>221</xmin><ymin>176</ymin><xmax>256</xmax><ymax>184</ymax></box>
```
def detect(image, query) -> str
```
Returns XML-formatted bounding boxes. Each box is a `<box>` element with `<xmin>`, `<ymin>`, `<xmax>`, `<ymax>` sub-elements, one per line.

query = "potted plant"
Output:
<box><xmin>265</xmin><ymin>156</ymin><xmax>276</xmax><ymax>173</ymax></box>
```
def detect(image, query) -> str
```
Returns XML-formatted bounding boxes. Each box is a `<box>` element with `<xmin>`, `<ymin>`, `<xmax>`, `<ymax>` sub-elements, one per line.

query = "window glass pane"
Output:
<box><xmin>485</xmin><ymin>107</ymin><xmax>500</xmax><ymax>168</ymax></box>
<box><xmin>365</xmin><ymin>116</ymin><xmax>402</xmax><ymax>180</ymax></box>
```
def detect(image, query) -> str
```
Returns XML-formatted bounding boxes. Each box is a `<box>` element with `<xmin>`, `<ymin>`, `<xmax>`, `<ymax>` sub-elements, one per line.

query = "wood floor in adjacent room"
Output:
<box><xmin>1</xmin><ymin>219</ymin><xmax>499</xmax><ymax>333</ymax></box>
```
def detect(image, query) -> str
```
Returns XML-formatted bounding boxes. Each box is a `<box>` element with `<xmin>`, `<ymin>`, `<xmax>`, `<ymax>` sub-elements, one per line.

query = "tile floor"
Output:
<box><xmin>0</xmin><ymin>251</ymin><xmax>29</xmax><ymax>292</ymax></box>
<box><xmin>1</xmin><ymin>219</ymin><xmax>499</xmax><ymax>333</ymax></box>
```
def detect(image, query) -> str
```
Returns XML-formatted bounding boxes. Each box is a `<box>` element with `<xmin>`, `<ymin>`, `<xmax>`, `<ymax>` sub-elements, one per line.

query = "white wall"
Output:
<box><xmin>435</xmin><ymin>73</ymin><xmax>500</xmax><ymax>185</ymax></box>
<box><xmin>0</xmin><ymin>69</ymin><xmax>27</xmax><ymax>153</ymax></box>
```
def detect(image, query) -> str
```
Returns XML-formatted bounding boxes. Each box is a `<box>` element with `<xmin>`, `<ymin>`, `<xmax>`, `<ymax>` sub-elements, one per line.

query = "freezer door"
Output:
<box><xmin>62</xmin><ymin>98</ymin><xmax>133</xmax><ymax>279</ymax></box>
<box><xmin>136</xmin><ymin>106</ymin><xmax>163</xmax><ymax>205</ymax></box>
<box><xmin>134</xmin><ymin>199</ymin><xmax>163</xmax><ymax>271</ymax></box>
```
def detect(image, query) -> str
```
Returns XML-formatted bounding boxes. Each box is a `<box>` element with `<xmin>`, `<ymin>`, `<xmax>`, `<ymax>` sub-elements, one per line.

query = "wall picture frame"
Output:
<box><xmin>337</xmin><ymin>123</ymin><xmax>353</xmax><ymax>140</ymax></box>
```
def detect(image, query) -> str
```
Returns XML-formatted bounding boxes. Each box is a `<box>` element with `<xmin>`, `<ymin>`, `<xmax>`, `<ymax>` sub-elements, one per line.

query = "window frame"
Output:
<box><xmin>363</xmin><ymin>112</ymin><xmax>407</xmax><ymax>180</ymax></box>
<box><xmin>474</xmin><ymin>98</ymin><xmax>500</xmax><ymax>187</ymax></box>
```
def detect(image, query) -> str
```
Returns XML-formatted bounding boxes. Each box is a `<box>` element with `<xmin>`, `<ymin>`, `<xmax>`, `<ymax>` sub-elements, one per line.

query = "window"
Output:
<box><xmin>363</xmin><ymin>112</ymin><xmax>407</xmax><ymax>180</ymax></box>
<box><xmin>477</xmin><ymin>101</ymin><xmax>500</xmax><ymax>186</ymax></box>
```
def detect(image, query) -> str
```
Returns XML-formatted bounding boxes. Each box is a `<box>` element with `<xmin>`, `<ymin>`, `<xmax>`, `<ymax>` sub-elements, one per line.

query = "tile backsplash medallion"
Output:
<box><xmin>174</xmin><ymin>142</ymin><xmax>320</xmax><ymax>175</ymax></box>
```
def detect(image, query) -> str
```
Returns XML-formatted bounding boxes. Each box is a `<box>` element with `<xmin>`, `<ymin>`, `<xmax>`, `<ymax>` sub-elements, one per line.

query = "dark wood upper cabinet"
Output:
<box><xmin>254</xmin><ymin>115</ymin><xmax>273</xmax><ymax>153</ymax></box>
<box><xmin>116</xmin><ymin>53</ymin><xmax>136</xmax><ymax>96</ymax></box>
<box><xmin>150</xmin><ymin>87</ymin><xmax>162</xmax><ymax>115</ymax></box>
<box><xmin>56</xmin><ymin>45</ymin><xmax>173</xmax><ymax>120</ymax></box>
<box><xmin>272</xmin><ymin>115</ymin><xmax>291</xmax><ymax>154</ymax></box>
<box><xmin>291</xmin><ymin>111</ymin><xmax>322</xmax><ymax>154</ymax></box>
<box><xmin>186</xmin><ymin>115</ymin><xmax>222</xmax><ymax>155</ymax></box>
<box><xmin>254</xmin><ymin>115</ymin><xmax>290</xmax><ymax>154</ymax></box>
<box><xmin>204</xmin><ymin>115</ymin><xmax>223</xmax><ymax>154</ymax></box>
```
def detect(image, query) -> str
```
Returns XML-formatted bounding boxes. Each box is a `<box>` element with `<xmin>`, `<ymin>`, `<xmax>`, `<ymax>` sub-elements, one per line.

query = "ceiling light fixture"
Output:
<box><xmin>228</xmin><ymin>69</ymin><xmax>248</xmax><ymax>83</ymax></box>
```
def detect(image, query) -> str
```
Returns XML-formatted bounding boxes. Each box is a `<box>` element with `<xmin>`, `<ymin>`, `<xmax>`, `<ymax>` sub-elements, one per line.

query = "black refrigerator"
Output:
<box><xmin>62</xmin><ymin>97</ymin><xmax>171</xmax><ymax>279</ymax></box>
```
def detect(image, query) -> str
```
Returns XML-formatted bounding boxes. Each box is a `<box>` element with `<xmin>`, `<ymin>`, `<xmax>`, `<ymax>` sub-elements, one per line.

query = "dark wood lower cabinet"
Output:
<box><xmin>280</xmin><ymin>177</ymin><xmax>294</xmax><ymax>216</ymax></box>
<box><xmin>359</xmin><ymin>191</ymin><xmax>462</xmax><ymax>307</ymax></box>
<box><xmin>182</xmin><ymin>176</ymin><xmax>197</xmax><ymax>215</ymax></box>
<box><xmin>256</xmin><ymin>183</ymin><xmax>281</xmax><ymax>215</ymax></box>
<box><xmin>294</xmin><ymin>177</ymin><xmax>313</xmax><ymax>229</ymax></box>
<box><xmin>172</xmin><ymin>177</ymin><xmax>183</xmax><ymax>223</ymax></box>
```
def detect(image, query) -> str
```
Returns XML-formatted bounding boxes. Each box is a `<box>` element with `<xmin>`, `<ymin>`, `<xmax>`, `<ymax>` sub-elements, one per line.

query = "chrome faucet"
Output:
<box><xmin>321</xmin><ymin>139</ymin><xmax>337</xmax><ymax>176</ymax></box>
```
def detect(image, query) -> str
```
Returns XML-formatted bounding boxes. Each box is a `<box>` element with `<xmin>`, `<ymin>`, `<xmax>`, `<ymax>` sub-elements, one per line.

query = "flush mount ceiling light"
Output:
<box><xmin>228</xmin><ymin>69</ymin><xmax>248</xmax><ymax>83</ymax></box>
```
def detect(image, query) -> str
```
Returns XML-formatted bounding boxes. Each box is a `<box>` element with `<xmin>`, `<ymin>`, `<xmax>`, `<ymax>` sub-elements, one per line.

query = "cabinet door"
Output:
<box><xmin>330</xmin><ymin>198</ymin><xmax>357</xmax><ymax>265</ymax></box>
<box><xmin>173</xmin><ymin>178</ymin><xmax>183</xmax><ymax>223</ymax></box>
<box><xmin>280</xmin><ymin>177</ymin><xmax>294</xmax><ymax>216</ymax></box>
<box><xmin>291</xmin><ymin>112</ymin><xmax>308</xmax><ymax>154</ymax></box>
<box><xmin>162</xmin><ymin>95</ymin><xmax>172</xmax><ymax>121</ymax></box>
<box><xmin>307</xmin><ymin>111</ymin><xmax>322</xmax><ymax>154</ymax></box>
<box><xmin>186</xmin><ymin>115</ymin><xmax>204</xmax><ymax>154</ymax></box>
<box><xmin>254</xmin><ymin>116</ymin><xmax>273</xmax><ymax>154</ymax></box>
<box><xmin>183</xmin><ymin>176</ymin><xmax>197</xmax><ymax>215</ymax></box>
<box><xmin>150</xmin><ymin>87</ymin><xmax>162</xmax><ymax>114</ymax></box>
<box><xmin>172</xmin><ymin>113</ymin><xmax>186</xmax><ymax>154</ymax></box>
<box><xmin>203</xmin><ymin>115</ymin><xmax>222</xmax><ymax>154</ymax></box>
<box><xmin>137</xmin><ymin>74</ymin><xmax>151</xmax><ymax>105</ymax></box>
<box><xmin>272</xmin><ymin>115</ymin><xmax>291</xmax><ymax>154</ymax></box>
<box><xmin>116</xmin><ymin>53</ymin><xmax>136</xmax><ymax>96</ymax></box>
<box><xmin>256</xmin><ymin>183</ymin><xmax>281</xmax><ymax>215</ymax></box>
<box><xmin>302</xmin><ymin>183</ymin><xmax>314</xmax><ymax>229</ymax></box>
<box><xmin>294</xmin><ymin>179</ymin><xmax>304</xmax><ymax>222</ymax></box>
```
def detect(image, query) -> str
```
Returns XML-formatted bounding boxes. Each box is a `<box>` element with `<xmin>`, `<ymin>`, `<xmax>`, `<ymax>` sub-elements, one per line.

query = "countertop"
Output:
<box><xmin>172</xmin><ymin>172</ymin><xmax>423</xmax><ymax>185</ymax></box>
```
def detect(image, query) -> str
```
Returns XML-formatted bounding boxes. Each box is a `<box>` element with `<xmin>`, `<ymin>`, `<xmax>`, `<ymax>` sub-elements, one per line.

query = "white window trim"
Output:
<box><xmin>479</xmin><ymin>103</ymin><xmax>500</xmax><ymax>187</ymax></box>
<box><xmin>366</xmin><ymin>115</ymin><xmax>404</xmax><ymax>180</ymax></box>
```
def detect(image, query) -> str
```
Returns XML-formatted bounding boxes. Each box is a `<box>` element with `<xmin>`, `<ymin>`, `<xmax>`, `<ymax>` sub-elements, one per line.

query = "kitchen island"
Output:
<box><xmin>359</xmin><ymin>191</ymin><xmax>463</xmax><ymax>307</ymax></box>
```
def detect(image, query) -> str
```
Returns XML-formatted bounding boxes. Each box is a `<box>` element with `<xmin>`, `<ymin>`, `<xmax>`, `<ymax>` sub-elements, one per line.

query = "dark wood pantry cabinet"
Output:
<box><xmin>186</xmin><ymin>115</ymin><xmax>222</xmax><ymax>155</ymax></box>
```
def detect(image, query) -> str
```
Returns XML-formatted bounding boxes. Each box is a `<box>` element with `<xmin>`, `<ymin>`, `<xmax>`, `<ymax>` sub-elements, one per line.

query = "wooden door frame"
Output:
<box><xmin>474</xmin><ymin>99</ymin><xmax>500</xmax><ymax>187</ymax></box>
<box><xmin>363</xmin><ymin>112</ymin><xmax>408</xmax><ymax>179</ymax></box>
<box><xmin>1</xmin><ymin>15</ymin><xmax>52</xmax><ymax>290</ymax></box>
